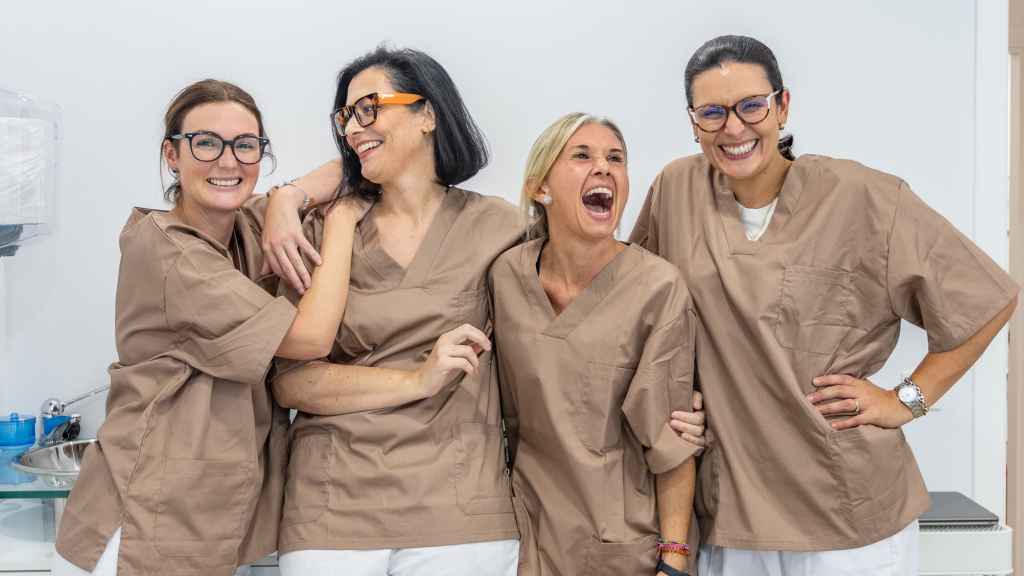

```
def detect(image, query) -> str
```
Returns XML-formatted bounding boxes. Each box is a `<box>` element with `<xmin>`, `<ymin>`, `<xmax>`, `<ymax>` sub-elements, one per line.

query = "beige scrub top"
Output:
<box><xmin>55</xmin><ymin>199</ymin><xmax>297</xmax><ymax>576</ymax></box>
<box><xmin>275</xmin><ymin>187</ymin><xmax>521</xmax><ymax>553</ymax></box>
<box><xmin>490</xmin><ymin>240</ymin><xmax>701</xmax><ymax>576</ymax></box>
<box><xmin>630</xmin><ymin>154</ymin><xmax>1020</xmax><ymax>551</ymax></box>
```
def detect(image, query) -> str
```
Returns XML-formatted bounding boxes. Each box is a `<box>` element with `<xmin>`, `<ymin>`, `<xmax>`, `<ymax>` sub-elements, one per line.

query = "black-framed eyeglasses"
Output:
<box><xmin>167</xmin><ymin>131</ymin><xmax>269</xmax><ymax>165</ymax></box>
<box><xmin>332</xmin><ymin>92</ymin><xmax>425</xmax><ymax>137</ymax></box>
<box><xmin>688</xmin><ymin>89</ymin><xmax>782</xmax><ymax>133</ymax></box>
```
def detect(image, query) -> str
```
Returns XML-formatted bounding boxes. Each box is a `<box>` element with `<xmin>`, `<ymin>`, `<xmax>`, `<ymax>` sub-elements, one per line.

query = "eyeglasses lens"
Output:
<box><xmin>231</xmin><ymin>136</ymin><xmax>263</xmax><ymax>164</ymax></box>
<box><xmin>190</xmin><ymin>133</ymin><xmax>225</xmax><ymax>162</ymax></box>
<box><xmin>335</xmin><ymin>94</ymin><xmax>380</xmax><ymax>136</ymax></box>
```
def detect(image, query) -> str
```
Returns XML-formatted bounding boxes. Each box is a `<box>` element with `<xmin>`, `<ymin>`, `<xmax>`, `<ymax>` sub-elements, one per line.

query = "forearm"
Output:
<box><xmin>276</xmin><ymin>214</ymin><xmax>358</xmax><ymax>360</ymax></box>
<box><xmin>655</xmin><ymin>457</ymin><xmax>696</xmax><ymax>573</ymax></box>
<box><xmin>272</xmin><ymin>361</ymin><xmax>428</xmax><ymax>415</ymax></box>
<box><xmin>273</xmin><ymin>159</ymin><xmax>344</xmax><ymax>210</ymax></box>
<box><xmin>911</xmin><ymin>295</ymin><xmax>1017</xmax><ymax>407</ymax></box>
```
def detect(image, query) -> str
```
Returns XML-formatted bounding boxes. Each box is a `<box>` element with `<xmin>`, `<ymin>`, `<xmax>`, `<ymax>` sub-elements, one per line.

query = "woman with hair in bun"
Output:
<box><xmin>640</xmin><ymin>35</ymin><xmax>1018</xmax><ymax>575</ymax></box>
<box><xmin>53</xmin><ymin>79</ymin><xmax>365</xmax><ymax>576</ymax></box>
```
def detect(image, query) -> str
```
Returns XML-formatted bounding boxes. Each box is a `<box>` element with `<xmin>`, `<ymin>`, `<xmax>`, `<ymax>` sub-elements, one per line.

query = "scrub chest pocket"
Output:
<box><xmin>774</xmin><ymin>265</ymin><xmax>864</xmax><ymax>355</ymax></box>
<box><xmin>575</xmin><ymin>362</ymin><xmax>637</xmax><ymax>453</ymax></box>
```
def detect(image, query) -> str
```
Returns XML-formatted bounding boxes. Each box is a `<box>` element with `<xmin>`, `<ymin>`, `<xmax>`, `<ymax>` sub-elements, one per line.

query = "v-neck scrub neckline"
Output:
<box><xmin>355</xmin><ymin>186</ymin><xmax>463</xmax><ymax>289</ymax></box>
<box><xmin>712</xmin><ymin>162</ymin><xmax>806</xmax><ymax>255</ymax></box>
<box><xmin>523</xmin><ymin>240</ymin><xmax>637</xmax><ymax>337</ymax></box>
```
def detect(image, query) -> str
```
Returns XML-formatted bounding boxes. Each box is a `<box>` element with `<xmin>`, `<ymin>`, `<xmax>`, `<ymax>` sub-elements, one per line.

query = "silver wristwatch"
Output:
<box><xmin>895</xmin><ymin>376</ymin><xmax>929</xmax><ymax>419</ymax></box>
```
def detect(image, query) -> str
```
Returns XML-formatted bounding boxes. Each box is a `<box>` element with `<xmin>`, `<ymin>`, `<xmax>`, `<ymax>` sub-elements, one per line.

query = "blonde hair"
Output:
<box><xmin>520</xmin><ymin>112</ymin><xmax>627</xmax><ymax>238</ymax></box>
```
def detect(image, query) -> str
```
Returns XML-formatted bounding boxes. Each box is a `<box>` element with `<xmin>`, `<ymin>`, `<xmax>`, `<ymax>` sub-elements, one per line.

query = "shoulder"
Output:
<box><xmin>490</xmin><ymin>238</ymin><xmax>537</xmax><ymax>281</ymax></box>
<box><xmin>798</xmin><ymin>154</ymin><xmax>904</xmax><ymax>195</ymax></box>
<box><xmin>647</xmin><ymin>154</ymin><xmax>714</xmax><ymax>211</ymax></box>
<box><xmin>655</xmin><ymin>154</ymin><xmax>711</xmax><ymax>183</ymax></box>
<box><xmin>461</xmin><ymin>189</ymin><xmax>521</xmax><ymax>223</ymax></box>
<box><xmin>627</xmin><ymin>244</ymin><xmax>686</xmax><ymax>289</ymax></box>
<box><xmin>118</xmin><ymin>208</ymin><xmax>188</xmax><ymax>262</ymax></box>
<box><xmin>618</xmin><ymin>245</ymin><xmax>692</xmax><ymax>331</ymax></box>
<box><xmin>457</xmin><ymin>187</ymin><xmax>525</xmax><ymax>244</ymax></box>
<box><xmin>129</xmin><ymin>210</ymin><xmax>234</xmax><ymax>278</ymax></box>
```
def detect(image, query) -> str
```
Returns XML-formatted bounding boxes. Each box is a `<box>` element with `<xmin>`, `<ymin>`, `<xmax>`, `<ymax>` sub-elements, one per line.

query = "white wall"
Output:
<box><xmin>0</xmin><ymin>0</ymin><xmax>1010</xmax><ymax>516</ymax></box>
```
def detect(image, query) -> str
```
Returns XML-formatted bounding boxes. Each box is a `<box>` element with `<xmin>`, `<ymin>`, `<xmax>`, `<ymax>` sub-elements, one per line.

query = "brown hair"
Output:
<box><xmin>160</xmin><ymin>79</ymin><xmax>272</xmax><ymax>204</ymax></box>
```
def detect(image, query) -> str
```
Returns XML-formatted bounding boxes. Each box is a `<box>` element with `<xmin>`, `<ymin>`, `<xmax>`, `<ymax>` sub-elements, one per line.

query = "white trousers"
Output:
<box><xmin>698</xmin><ymin>521</ymin><xmax>919</xmax><ymax>576</ymax></box>
<box><xmin>51</xmin><ymin>527</ymin><xmax>253</xmax><ymax>576</ymax></box>
<box><xmin>279</xmin><ymin>539</ymin><xmax>520</xmax><ymax>576</ymax></box>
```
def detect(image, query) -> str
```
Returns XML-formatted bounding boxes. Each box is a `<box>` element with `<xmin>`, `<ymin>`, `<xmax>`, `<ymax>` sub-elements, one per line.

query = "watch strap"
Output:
<box><xmin>656</xmin><ymin>560</ymin><xmax>690</xmax><ymax>576</ymax></box>
<box><xmin>898</xmin><ymin>376</ymin><xmax>928</xmax><ymax>418</ymax></box>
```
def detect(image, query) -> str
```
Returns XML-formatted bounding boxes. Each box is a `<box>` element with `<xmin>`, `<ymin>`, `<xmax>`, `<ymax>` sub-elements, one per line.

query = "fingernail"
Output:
<box><xmin>812</xmin><ymin>377</ymin><xmax>822</xmax><ymax>384</ymax></box>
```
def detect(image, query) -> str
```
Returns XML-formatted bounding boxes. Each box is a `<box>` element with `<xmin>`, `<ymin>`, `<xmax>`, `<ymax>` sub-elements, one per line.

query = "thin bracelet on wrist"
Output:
<box><xmin>657</xmin><ymin>539</ymin><xmax>691</xmax><ymax>557</ymax></box>
<box><xmin>280</xmin><ymin>179</ymin><xmax>311</xmax><ymax>211</ymax></box>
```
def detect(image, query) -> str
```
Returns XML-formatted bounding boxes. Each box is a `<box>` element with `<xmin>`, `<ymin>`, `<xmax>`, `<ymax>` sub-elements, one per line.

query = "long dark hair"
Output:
<box><xmin>161</xmin><ymin>79</ymin><xmax>273</xmax><ymax>204</ymax></box>
<box><xmin>684</xmin><ymin>35</ymin><xmax>794</xmax><ymax>161</ymax></box>
<box><xmin>333</xmin><ymin>46</ymin><xmax>489</xmax><ymax>200</ymax></box>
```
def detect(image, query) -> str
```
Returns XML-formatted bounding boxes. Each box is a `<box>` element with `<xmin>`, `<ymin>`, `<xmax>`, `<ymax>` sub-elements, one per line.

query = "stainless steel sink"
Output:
<box><xmin>12</xmin><ymin>439</ymin><xmax>96</xmax><ymax>487</ymax></box>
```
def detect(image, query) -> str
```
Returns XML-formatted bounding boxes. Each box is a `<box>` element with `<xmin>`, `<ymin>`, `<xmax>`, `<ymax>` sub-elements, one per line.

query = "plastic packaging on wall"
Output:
<box><xmin>0</xmin><ymin>87</ymin><xmax>60</xmax><ymax>257</ymax></box>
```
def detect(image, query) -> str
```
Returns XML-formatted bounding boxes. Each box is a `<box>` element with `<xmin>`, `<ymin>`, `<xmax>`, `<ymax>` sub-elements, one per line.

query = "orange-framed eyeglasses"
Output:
<box><xmin>332</xmin><ymin>92</ymin><xmax>425</xmax><ymax>136</ymax></box>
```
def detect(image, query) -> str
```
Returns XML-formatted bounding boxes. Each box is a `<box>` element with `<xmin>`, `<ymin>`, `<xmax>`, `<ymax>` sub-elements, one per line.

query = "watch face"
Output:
<box><xmin>898</xmin><ymin>386</ymin><xmax>917</xmax><ymax>403</ymax></box>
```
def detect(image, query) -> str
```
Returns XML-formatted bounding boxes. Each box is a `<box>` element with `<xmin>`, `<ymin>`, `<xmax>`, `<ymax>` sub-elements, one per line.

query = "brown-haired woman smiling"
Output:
<box><xmin>638</xmin><ymin>35</ymin><xmax>1019</xmax><ymax>574</ymax></box>
<box><xmin>53</xmin><ymin>79</ymin><xmax>364</xmax><ymax>576</ymax></box>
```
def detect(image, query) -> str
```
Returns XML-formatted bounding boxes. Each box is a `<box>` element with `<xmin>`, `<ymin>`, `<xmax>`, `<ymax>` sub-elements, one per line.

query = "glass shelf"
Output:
<box><xmin>0</xmin><ymin>463</ymin><xmax>73</xmax><ymax>499</ymax></box>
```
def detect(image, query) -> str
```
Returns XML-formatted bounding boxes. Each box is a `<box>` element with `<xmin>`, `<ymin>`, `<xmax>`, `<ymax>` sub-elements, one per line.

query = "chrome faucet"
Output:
<box><xmin>37</xmin><ymin>384</ymin><xmax>109</xmax><ymax>447</ymax></box>
<box><xmin>39</xmin><ymin>384</ymin><xmax>110</xmax><ymax>419</ymax></box>
<box><xmin>38</xmin><ymin>414</ymin><xmax>81</xmax><ymax>447</ymax></box>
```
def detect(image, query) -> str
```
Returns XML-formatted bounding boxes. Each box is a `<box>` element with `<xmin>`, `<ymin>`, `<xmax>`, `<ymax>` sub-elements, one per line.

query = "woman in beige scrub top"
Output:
<box><xmin>264</xmin><ymin>46</ymin><xmax>525</xmax><ymax>576</ymax></box>
<box><xmin>53</xmin><ymin>79</ymin><xmax>364</xmax><ymax>576</ymax></box>
<box><xmin>635</xmin><ymin>35</ymin><xmax>1019</xmax><ymax>575</ymax></box>
<box><xmin>490</xmin><ymin>113</ymin><xmax>700</xmax><ymax>576</ymax></box>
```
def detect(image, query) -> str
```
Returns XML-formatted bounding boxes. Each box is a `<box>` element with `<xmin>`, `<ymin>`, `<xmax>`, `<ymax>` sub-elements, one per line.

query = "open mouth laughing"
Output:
<box><xmin>581</xmin><ymin>186</ymin><xmax>614</xmax><ymax>220</ymax></box>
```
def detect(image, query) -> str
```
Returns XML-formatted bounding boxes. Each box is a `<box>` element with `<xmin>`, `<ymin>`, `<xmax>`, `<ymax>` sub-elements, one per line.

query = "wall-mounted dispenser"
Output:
<box><xmin>0</xmin><ymin>88</ymin><xmax>60</xmax><ymax>257</ymax></box>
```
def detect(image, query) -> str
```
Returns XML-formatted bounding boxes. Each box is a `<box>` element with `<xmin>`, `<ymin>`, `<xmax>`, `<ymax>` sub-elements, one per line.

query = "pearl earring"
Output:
<box><xmin>539</xmin><ymin>194</ymin><xmax>553</xmax><ymax>206</ymax></box>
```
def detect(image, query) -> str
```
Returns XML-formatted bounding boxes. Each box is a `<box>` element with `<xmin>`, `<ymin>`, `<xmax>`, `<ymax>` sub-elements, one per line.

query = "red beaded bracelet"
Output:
<box><xmin>657</xmin><ymin>539</ymin><xmax>691</xmax><ymax>557</ymax></box>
